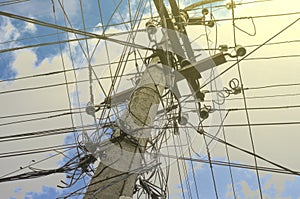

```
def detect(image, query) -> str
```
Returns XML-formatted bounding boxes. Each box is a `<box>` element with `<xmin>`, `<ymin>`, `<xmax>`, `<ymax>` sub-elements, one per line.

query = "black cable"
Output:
<box><xmin>0</xmin><ymin>111</ymin><xmax>79</xmax><ymax>127</ymax></box>
<box><xmin>0</xmin><ymin>37</ymin><xmax>88</xmax><ymax>54</ymax></box>
<box><xmin>207</xmin><ymin>81</ymin><xmax>300</xmax><ymax>95</ymax></box>
<box><xmin>0</xmin><ymin>0</ymin><xmax>29</xmax><ymax>6</ymax></box>
<box><xmin>53</xmin><ymin>0</ymin><xmax>84</xmax><ymax>164</ymax></box>
<box><xmin>194</xmin><ymin>39</ymin><xmax>300</xmax><ymax>52</ymax></box>
<box><xmin>228</xmin><ymin>54</ymin><xmax>300</xmax><ymax>61</ymax></box>
<box><xmin>0</xmin><ymin>27</ymin><xmax>146</xmax><ymax>54</ymax></box>
<box><xmin>200</xmin><ymin>16</ymin><xmax>300</xmax><ymax>89</ymax></box>
<box><xmin>0</xmin><ymin>144</ymin><xmax>77</xmax><ymax>159</ymax></box>
<box><xmin>0</xmin><ymin>124</ymin><xmax>96</xmax><ymax>142</ymax></box>
<box><xmin>5</xmin><ymin>118</ymin><xmax>300</xmax><ymax>145</ymax></box>
<box><xmin>201</xmin><ymin>129</ymin><xmax>300</xmax><ymax>176</ymax></box>
<box><xmin>0</xmin><ymin>11</ymin><xmax>153</xmax><ymax>51</ymax></box>
<box><xmin>200</xmin><ymin>121</ymin><xmax>300</xmax><ymax>128</ymax></box>
<box><xmin>188</xmin><ymin>11</ymin><xmax>300</xmax><ymax>24</ymax></box>
<box><xmin>203</xmin><ymin>133</ymin><xmax>219</xmax><ymax>199</ymax></box>
<box><xmin>211</xmin><ymin>70</ymin><xmax>237</xmax><ymax>198</ymax></box>
<box><xmin>0</xmin><ymin>147</ymin><xmax>75</xmax><ymax>179</ymax></box>
<box><xmin>0</xmin><ymin>107</ymin><xmax>82</xmax><ymax>120</ymax></box>
<box><xmin>214</xmin><ymin>104</ymin><xmax>300</xmax><ymax>112</ymax></box>
<box><xmin>227</xmin><ymin>6</ymin><xmax>296</xmax><ymax>194</ymax></box>
<box><xmin>184</xmin><ymin>128</ymin><xmax>201</xmax><ymax>199</ymax></box>
<box><xmin>0</xmin><ymin>152</ymin><xmax>95</xmax><ymax>183</ymax></box>
<box><xmin>155</xmin><ymin>152</ymin><xmax>300</xmax><ymax>176</ymax></box>
<box><xmin>227</xmin><ymin>92</ymin><xmax>300</xmax><ymax>101</ymax></box>
<box><xmin>0</xmin><ymin>72</ymin><xmax>136</xmax><ymax>95</ymax></box>
<box><xmin>66</xmin><ymin>163</ymin><xmax>159</xmax><ymax>198</ymax></box>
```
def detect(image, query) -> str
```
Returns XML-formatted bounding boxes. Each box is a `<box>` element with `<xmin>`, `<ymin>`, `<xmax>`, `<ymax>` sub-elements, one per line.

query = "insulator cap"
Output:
<box><xmin>145</xmin><ymin>20</ymin><xmax>157</xmax><ymax>35</ymax></box>
<box><xmin>235</xmin><ymin>45</ymin><xmax>247</xmax><ymax>57</ymax></box>
<box><xmin>202</xmin><ymin>8</ymin><xmax>209</xmax><ymax>15</ymax></box>
<box><xmin>219</xmin><ymin>44</ymin><xmax>228</xmax><ymax>52</ymax></box>
<box><xmin>200</xmin><ymin>107</ymin><xmax>209</xmax><ymax>120</ymax></box>
<box><xmin>226</xmin><ymin>2</ymin><xmax>236</xmax><ymax>10</ymax></box>
<box><xmin>196</xmin><ymin>91</ymin><xmax>205</xmax><ymax>102</ymax></box>
<box><xmin>207</xmin><ymin>20</ymin><xmax>215</xmax><ymax>28</ymax></box>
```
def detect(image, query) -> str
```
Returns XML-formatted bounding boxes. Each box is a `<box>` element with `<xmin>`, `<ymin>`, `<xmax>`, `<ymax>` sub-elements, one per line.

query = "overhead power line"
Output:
<box><xmin>0</xmin><ymin>143</ymin><xmax>77</xmax><ymax>159</ymax></box>
<box><xmin>0</xmin><ymin>11</ymin><xmax>152</xmax><ymax>51</ymax></box>
<box><xmin>200</xmin><ymin>16</ymin><xmax>300</xmax><ymax>89</ymax></box>
<box><xmin>0</xmin><ymin>0</ymin><xmax>29</xmax><ymax>6</ymax></box>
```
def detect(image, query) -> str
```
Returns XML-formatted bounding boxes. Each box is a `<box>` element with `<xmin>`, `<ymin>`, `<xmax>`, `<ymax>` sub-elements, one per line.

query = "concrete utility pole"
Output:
<box><xmin>84</xmin><ymin>1</ymin><xmax>180</xmax><ymax>198</ymax></box>
<box><xmin>84</xmin><ymin>57</ymin><xmax>167</xmax><ymax>199</ymax></box>
<box><xmin>83</xmin><ymin>0</ymin><xmax>222</xmax><ymax>198</ymax></box>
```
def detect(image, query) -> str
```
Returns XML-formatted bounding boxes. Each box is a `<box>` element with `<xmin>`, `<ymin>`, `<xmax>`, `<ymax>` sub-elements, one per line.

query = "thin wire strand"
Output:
<box><xmin>230</xmin><ymin>2</ymin><xmax>264</xmax><ymax>197</ymax></box>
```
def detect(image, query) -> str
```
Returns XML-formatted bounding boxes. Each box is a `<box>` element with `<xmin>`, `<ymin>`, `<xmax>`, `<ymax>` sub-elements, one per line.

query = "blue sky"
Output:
<box><xmin>1</xmin><ymin>0</ymin><xmax>300</xmax><ymax>198</ymax></box>
<box><xmin>174</xmin><ymin>159</ymin><xmax>300</xmax><ymax>199</ymax></box>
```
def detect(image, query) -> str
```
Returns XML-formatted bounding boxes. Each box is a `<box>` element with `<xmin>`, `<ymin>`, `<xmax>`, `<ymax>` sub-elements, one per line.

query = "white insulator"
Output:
<box><xmin>145</xmin><ymin>20</ymin><xmax>157</xmax><ymax>35</ymax></box>
<box><xmin>86</xmin><ymin>102</ymin><xmax>95</xmax><ymax>116</ymax></box>
<box><xmin>219</xmin><ymin>44</ymin><xmax>228</xmax><ymax>52</ymax></box>
<box><xmin>179</xmin><ymin>113</ymin><xmax>189</xmax><ymax>125</ymax></box>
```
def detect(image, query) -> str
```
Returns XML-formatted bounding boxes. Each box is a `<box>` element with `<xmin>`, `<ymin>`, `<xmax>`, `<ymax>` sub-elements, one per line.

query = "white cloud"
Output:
<box><xmin>0</xmin><ymin>18</ymin><xmax>20</xmax><ymax>47</ymax></box>
<box><xmin>0</xmin><ymin>6</ymin><xmax>137</xmax><ymax>197</ymax></box>
<box><xmin>12</xmin><ymin>49</ymin><xmax>37</xmax><ymax>76</ymax></box>
<box><xmin>240</xmin><ymin>180</ymin><xmax>260</xmax><ymax>199</ymax></box>
<box><xmin>24</xmin><ymin>22</ymin><xmax>37</xmax><ymax>33</ymax></box>
<box><xmin>0</xmin><ymin>21</ymin><xmax>75</xmax><ymax>199</ymax></box>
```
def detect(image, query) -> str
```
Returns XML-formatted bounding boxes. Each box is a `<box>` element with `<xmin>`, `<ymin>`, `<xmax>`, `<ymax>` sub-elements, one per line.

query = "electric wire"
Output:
<box><xmin>4</xmin><ymin>113</ymin><xmax>300</xmax><ymax>145</ymax></box>
<box><xmin>1</xmin><ymin>8</ymin><xmax>299</xmax><ymax>51</ymax></box>
<box><xmin>0</xmin><ymin>147</ymin><xmax>75</xmax><ymax>179</ymax></box>
<box><xmin>203</xmin><ymin>132</ymin><xmax>219</xmax><ymax>199</ymax></box>
<box><xmin>211</xmin><ymin>71</ymin><xmax>237</xmax><ymax>198</ymax></box>
<box><xmin>155</xmin><ymin>152</ymin><xmax>300</xmax><ymax>176</ymax></box>
<box><xmin>0</xmin><ymin>0</ymin><xmax>29</xmax><ymax>6</ymax></box>
<box><xmin>2</xmin><ymin>62</ymin><xmax>300</xmax><ymax>98</ymax></box>
<box><xmin>200</xmin><ymin>16</ymin><xmax>300</xmax><ymax>89</ymax></box>
<box><xmin>0</xmin><ymin>144</ymin><xmax>77</xmax><ymax>159</ymax></box>
<box><xmin>200</xmin><ymin>129</ymin><xmax>300</xmax><ymax>176</ymax></box>
<box><xmin>0</xmin><ymin>51</ymin><xmax>298</xmax><ymax>86</ymax></box>
<box><xmin>184</xmin><ymin>127</ymin><xmax>201</xmax><ymax>199</ymax></box>
<box><xmin>0</xmin><ymin>10</ymin><xmax>153</xmax><ymax>51</ymax></box>
<box><xmin>0</xmin><ymin>111</ymin><xmax>79</xmax><ymax>127</ymax></box>
<box><xmin>187</xmin><ymin>11</ymin><xmax>300</xmax><ymax>24</ymax></box>
<box><xmin>232</xmin><ymin>4</ymin><xmax>275</xmax><ymax>196</ymax></box>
